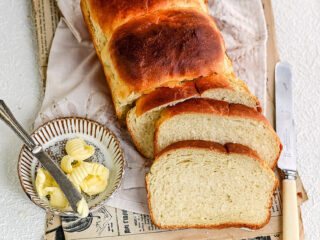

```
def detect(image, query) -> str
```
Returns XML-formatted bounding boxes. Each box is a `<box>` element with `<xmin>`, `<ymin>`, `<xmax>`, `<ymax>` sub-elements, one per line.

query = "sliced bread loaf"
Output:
<box><xmin>146</xmin><ymin>140</ymin><xmax>278</xmax><ymax>229</ymax></box>
<box><xmin>127</xmin><ymin>74</ymin><xmax>261</xmax><ymax>159</ymax></box>
<box><xmin>154</xmin><ymin>98</ymin><xmax>282</xmax><ymax>168</ymax></box>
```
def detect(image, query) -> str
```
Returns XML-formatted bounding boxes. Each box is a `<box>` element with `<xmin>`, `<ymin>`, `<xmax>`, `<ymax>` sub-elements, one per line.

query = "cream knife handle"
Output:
<box><xmin>283</xmin><ymin>179</ymin><xmax>299</xmax><ymax>240</ymax></box>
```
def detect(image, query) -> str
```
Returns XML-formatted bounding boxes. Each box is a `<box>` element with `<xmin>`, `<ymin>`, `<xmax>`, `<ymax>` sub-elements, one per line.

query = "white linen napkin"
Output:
<box><xmin>35</xmin><ymin>0</ymin><xmax>267</xmax><ymax>215</ymax></box>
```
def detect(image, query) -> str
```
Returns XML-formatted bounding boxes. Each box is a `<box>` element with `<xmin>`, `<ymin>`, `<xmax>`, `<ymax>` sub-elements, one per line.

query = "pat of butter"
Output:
<box><xmin>35</xmin><ymin>138</ymin><xmax>109</xmax><ymax>212</ymax></box>
<box><xmin>60</xmin><ymin>155</ymin><xmax>75</xmax><ymax>174</ymax></box>
<box><xmin>36</xmin><ymin>168</ymin><xmax>57</xmax><ymax>197</ymax></box>
<box><xmin>45</xmin><ymin>187</ymin><xmax>69</xmax><ymax>208</ymax></box>
<box><xmin>80</xmin><ymin>173</ymin><xmax>108</xmax><ymax>196</ymax></box>
<box><xmin>65</xmin><ymin>138</ymin><xmax>95</xmax><ymax>161</ymax></box>
<box><xmin>77</xmin><ymin>198</ymin><xmax>89</xmax><ymax>218</ymax></box>
<box><xmin>80</xmin><ymin>163</ymin><xmax>109</xmax><ymax>196</ymax></box>
<box><xmin>35</xmin><ymin>168</ymin><xmax>68</xmax><ymax>208</ymax></box>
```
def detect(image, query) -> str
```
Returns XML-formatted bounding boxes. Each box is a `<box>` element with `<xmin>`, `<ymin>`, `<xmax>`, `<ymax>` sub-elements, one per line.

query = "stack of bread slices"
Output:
<box><xmin>81</xmin><ymin>0</ymin><xmax>282</xmax><ymax>230</ymax></box>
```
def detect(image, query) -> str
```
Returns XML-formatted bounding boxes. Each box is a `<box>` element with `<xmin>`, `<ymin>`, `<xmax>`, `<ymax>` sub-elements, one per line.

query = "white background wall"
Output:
<box><xmin>0</xmin><ymin>0</ymin><xmax>45</xmax><ymax>239</ymax></box>
<box><xmin>273</xmin><ymin>1</ymin><xmax>320</xmax><ymax>239</ymax></box>
<box><xmin>0</xmin><ymin>0</ymin><xmax>318</xmax><ymax>239</ymax></box>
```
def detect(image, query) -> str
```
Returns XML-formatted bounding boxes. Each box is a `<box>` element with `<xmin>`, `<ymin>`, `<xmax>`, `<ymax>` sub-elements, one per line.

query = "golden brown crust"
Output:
<box><xmin>155</xmin><ymin>140</ymin><xmax>262</xmax><ymax>165</ymax></box>
<box><xmin>154</xmin><ymin>99</ymin><xmax>282</xmax><ymax>168</ymax></box>
<box><xmin>127</xmin><ymin>74</ymin><xmax>263</xmax><ymax>158</ymax></box>
<box><xmin>229</xmin><ymin>75</ymin><xmax>262</xmax><ymax>113</ymax></box>
<box><xmin>195</xmin><ymin>74</ymin><xmax>262</xmax><ymax>112</ymax></box>
<box><xmin>195</xmin><ymin>74</ymin><xmax>233</xmax><ymax>93</ymax></box>
<box><xmin>81</xmin><ymin>0</ymin><xmax>235</xmax><ymax>120</ymax></box>
<box><xmin>85</xmin><ymin>0</ymin><xmax>208</xmax><ymax>39</ymax></box>
<box><xmin>134</xmin><ymin>73</ymin><xmax>262</xmax><ymax>118</ymax></box>
<box><xmin>81</xmin><ymin>0</ymin><xmax>127</xmax><ymax>121</ymax></box>
<box><xmin>155</xmin><ymin>140</ymin><xmax>227</xmax><ymax>158</ymax></box>
<box><xmin>108</xmin><ymin>9</ymin><xmax>226</xmax><ymax>94</ymax></box>
<box><xmin>135</xmin><ymin>81</ymin><xmax>199</xmax><ymax>117</ymax></box>
<box><xmin>157</xmin><ymin>98</ymin><xmax>269</xmax><ymax>127</ymax></box>
<box><xmin>146</xmin><ymin>140</ymin><xmax>279</xmax><ymax>230</ymax></box>
<box><xmin>225</xmin><ymin>142</ymin><xmax>261</xmax><ymax>159</ymax></box>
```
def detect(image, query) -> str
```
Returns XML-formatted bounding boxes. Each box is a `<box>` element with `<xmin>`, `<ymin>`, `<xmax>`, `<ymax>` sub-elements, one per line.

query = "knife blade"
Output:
<box><xmin>275</xmin><ymin>61</ymin><xmax>299</xmax><ymax>240</ymax></box>
<box><xmin>276</xmin><ymin>61</ymin><xmax>296</xmax><ymax>173</ymax></box>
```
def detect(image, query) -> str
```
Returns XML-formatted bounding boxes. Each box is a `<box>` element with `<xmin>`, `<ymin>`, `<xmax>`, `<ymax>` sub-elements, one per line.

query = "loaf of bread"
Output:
<box><xmin>127</xmin><ymin>74</ymin><xmax>261</xmax><ymax>158</ymax></box>
<box><xmin>146</xmin><ymin>140</ymin><xmax>278</xmax><ymax>229</ymax></box>
<box><xmin>154</xmin><ymin>98</ymin><xmax>282</xmax><ymax>168</ymax></box>
<box><xmin>81</xmin><ymin>0</ymin><xmax>233</xmax><ymax>119</ymax></box>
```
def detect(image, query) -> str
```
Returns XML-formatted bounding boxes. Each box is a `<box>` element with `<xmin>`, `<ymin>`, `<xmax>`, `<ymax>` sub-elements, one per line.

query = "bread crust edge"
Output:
<box><xmin>80</xmin><ymin>0</ymin><xmax>127</xmax><ymax>122</ymax></box>
<box><xmin>146</xmin><ymin>140</ymin><xmax>279</xmax><ymax>230</ymax></box>
<box><xmin>154</xmin><ymin>99</ymin><xmax>282</xmax><ymax>168</ymax></box>
<box><xmin>128</xmin><ymin>77</ymin><xmax>264</xmax><ymax>159</ymax></box>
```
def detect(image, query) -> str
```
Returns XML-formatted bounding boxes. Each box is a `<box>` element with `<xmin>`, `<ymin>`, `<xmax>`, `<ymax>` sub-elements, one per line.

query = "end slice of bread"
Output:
<box><xmin>127</xmin><ymin>74</ymin><xmax>261</xmax><ymax>159</ymax></box>
<box><xmin>197</xmin><ymin>74</ymin><xmax>262</xmax><ymax>112</ymax></box>
<box><xmin>154</xmin><ymin>98</ymin><xmax>282</xmax><ymax>168</ymax></box>
<box><xmin>146</xmin><ymin>140</ymin><xmax>278</xmax><ymax>229</ymax></box>
<box><xmin>127</xmin><ymin>81</ymin><xmax>199</xmax><ymax>158</ymax></box>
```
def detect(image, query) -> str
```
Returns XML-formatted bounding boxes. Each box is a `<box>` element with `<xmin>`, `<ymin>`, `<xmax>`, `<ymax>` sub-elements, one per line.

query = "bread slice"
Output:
<box><xmin>154</xmin><ymin>98</ymin><xmax>282</xmax><ymax>168</ymax></box>
<box><xmin>197</xmin><ymin>74</ymin><xmax>261</xmax><ymax>112</ymax></box>
<box><xmin>127</xmin><ymin>74</ymin><xmax>261</xmax><ymax>159</ymax></box>
<box><xmin>127</xmin><ymin>81</ymin><xmax>199</xmax><ymax>158</ymax></box>
<box><xmin>146</xmin><ymin>140</ymin><xmax>278</xmax><ymax>229</ymax></box>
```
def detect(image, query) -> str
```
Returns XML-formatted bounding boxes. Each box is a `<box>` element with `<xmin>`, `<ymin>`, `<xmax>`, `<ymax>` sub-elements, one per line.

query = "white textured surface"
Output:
<box><xmin>272</xmin><ymin>1</ymin><xmax>320</xmax><ymax>239</ymax></box>
<box><xmin>0</xmin><ymin>0</ymin><xmax>319</xmax><ymax>239</ymax></box>
<box><xmin>0</xmin><ymin>0</ymin><xmax>45</xmax><ymax>240</ymax></box>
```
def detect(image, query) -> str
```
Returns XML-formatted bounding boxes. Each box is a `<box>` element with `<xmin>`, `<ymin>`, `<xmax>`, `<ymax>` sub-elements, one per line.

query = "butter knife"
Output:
<box><xmin>0</xmin><ymin>100</ymin><xmax>85</xmax><ymax>214</ymax></box>
<box><xmin>275</xmin><ymin>62</ymin><xmax>299</xmax><ymax>240</ymax></box>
